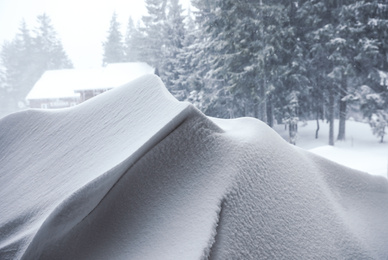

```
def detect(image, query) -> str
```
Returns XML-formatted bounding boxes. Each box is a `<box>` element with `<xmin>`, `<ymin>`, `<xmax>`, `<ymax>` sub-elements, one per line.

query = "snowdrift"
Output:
<box><xmin>1</xmin><ymin>75</ymin><xmax>388</xmax><ymax>259</ymax></box>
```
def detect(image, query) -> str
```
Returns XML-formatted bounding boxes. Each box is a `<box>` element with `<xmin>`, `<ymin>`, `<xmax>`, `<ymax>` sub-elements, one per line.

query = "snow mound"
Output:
<box><xmin>1</xmin><ymin>75</ymin><xmax>388</xmax><ymax>259</ymax></box>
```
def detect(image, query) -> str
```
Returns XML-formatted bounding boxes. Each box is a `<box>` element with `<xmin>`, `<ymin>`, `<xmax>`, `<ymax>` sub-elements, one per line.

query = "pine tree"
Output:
<box><xmin>160</xmin><ymin>0</ymin><xmax>186</xmax><ymax>91</ymax></box>
<box><xmin>124</xmin><ymin>17</ymin><xmax>143</xmax><ymax>62</ymax></box>
<box><xmin>196</xmin><ymin>0</ymin><xmax>293</xmax><ymax>121</ymax></box>
<box><xmin>353</xmin><ymin>1</ymin><xmax>388</xmax><ymax>142</ymax></box>
<box><xmin>296</xmin><ymin>0</ymin><xmax>344</xmax><ymax>146</ymax></box>
<box><xmin>327</xmin><ymin>2</ymin><xmax>363</xmax><ymax>141</ymax></box>
<box><xmin>175</xmin><ymin>7</ymin><xmax>196</xmax><ymax>98</ymax></box>
<box><xmin>182</xmin><ymin>0</ymin><xmax>231</xmax><ymax>117</ymax></box>
<box><xmin>1</xmin><ymin>14</ymin><xmax>73</xmax><ymax>111</ymax></box>
<box><xmin>187</xmin><ymin>0</ymin><xmax>238</xmax><ymax>118</ymax></box>
<box><xmin>141</xmin><ymin>0</ymin><xmax>167</xmax><ymax>72</ymax></box>
<box><xmin>269</xmin><ymin>0</ymin><xmax>310</xmax><ymax>137</ymax></box>
<box><xmin>102</xmin><ymin>12</ymin><xmax>125</xmax><ymax>65</ymax></box>
<box><xmin>33</xmin><ymin>13</ymin><xmax>73</xmax><ymax>71</ymax></box>
<box><xmin>1</xmin><ymin>20</ymin><xmax>33</xmax><ymax>105</ymax></box>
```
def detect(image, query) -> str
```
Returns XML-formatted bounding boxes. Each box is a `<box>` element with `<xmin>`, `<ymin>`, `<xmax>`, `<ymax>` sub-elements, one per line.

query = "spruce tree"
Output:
<box><xmin>195</xmin><ymin>0</ymin><xmax>293</xmax><ymax>121</ymax></box>
<box><xmin>33</xmin><ymin>13</ymin><xmax>73</xmax><ymax>71</ymax></box>
<box><xmin>353</xmin><ymin>0</ymin><xmax>388</xmax><ymax>142</ymax></box>
<box><xmin>187</xmin><ymin>0</ymin><xmax>237</xmax><ymax>118</ymax></box>
<box><xmin>160</xmin><ymin>0</ymin><xmax>186</xmax><ymax>91</ymax></box>
<box><xmin>1</xmin><ymin>20</ymin><xmax>33</xmax><ymax>105</ymax></box>
<box><xmin>141</xmin><ymin>0</ymin><xmax>167</xmax><ymax>72</ymax></box>
<box><xmin>124</xmin><ymin>17</ymin><xmax>143</xmax><ymax>62</ymax></box>
<box><xmin>175</xmin><ymin>6</ymin><xmax>211</xmax><ymax>105</ymax></box>
<box><xmin>269</xmin><ymin>0</ymin><xmax>310</xmax><ymax>135</ymax></box>
<box><xmin>175</xmin><ymin>7</ymin><xmax>196</xmax><ymax>95</ymax></box>
<box><xmin>296</xmin><ymin>0</ymin><xmax>341</xmax><ymax>146</ymax></box>
<box><xmin>326</xmin><ymin>2</ymin><xmax>361</xmax><ymax>141</ymax></box>
<box><xmin>102</xmin><ymin>12</ymin><xmax>125</xmax><ymax>65</ymax></box>
<box><xmin>1</xmin><ymin>14</ymin><xmax>73</xmax><ymax>111</ymax></box>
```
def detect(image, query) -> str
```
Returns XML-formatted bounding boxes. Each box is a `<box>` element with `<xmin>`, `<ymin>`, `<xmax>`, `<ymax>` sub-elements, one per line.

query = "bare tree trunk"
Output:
<box><xmin>315</xmin><ymin>116</ymin><xmax>320</xmax><ymax>139</ymax></box>
<box><xmin>337</xmin><ymin>73</ymin><xmax>347</xmax><ymax>140</ymax></box>
<box><xmin>244</xmin><ymin>98</ymin><xmax>250</xmax><ymax>117</ymax></box>
<box><xmin>254</xmin><ymin>98</ymin><xmax>259</xmax><ymax>119</ymax></box>
<box><xmin>258</xmin><ymin>0</ymin><xmax>267</xmax><ymax>125</ymax></box>
<box><xmin>289</xmin><ymin>121</ymin><xmax>297</xmax><ymax>145</ymax></box>
<box><xmin>266</xmin><ymin>95</ymin><xmax>274</xmax><ymax>127</ymax></box>
<box><xmin>328</xmin><ymin>86</ymin><xmax>335</xmax><ymax>146</ymax></box>
<box><xmin>259</xmin><ymin>83</ymin><xmax>267</xmax><ymax>123</ymax></box>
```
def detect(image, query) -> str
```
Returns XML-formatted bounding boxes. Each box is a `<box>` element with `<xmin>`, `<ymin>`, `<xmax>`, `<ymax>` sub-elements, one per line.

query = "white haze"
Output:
<box><xmin>0</xmin><ymin>0</ymin><xmax>191</xmax><ymax>69</ymax></box>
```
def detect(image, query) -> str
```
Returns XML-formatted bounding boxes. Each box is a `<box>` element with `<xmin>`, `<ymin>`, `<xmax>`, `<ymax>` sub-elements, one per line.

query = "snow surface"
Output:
<box><xmin>1</xmin><ymin>75</ymin><xmax>388</xmax><ymax>259</ymax></box>
<box><xmin>274</xmin><ymin>120</ymin><xmax>388</xmax><ymax>177</ymax></box>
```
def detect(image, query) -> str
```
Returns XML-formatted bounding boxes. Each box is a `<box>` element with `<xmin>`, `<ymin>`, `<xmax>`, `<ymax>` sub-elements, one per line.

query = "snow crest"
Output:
<box><xmin>1</xmin><ymin>75</ymin><xmax>388</xmax><ymax>259</ymax></box>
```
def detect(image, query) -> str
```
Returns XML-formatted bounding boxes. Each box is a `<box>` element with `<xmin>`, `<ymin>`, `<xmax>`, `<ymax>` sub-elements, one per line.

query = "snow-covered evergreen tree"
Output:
<box><xmin>359</xmin><ymin>85</ymin><xmax>388</xmax><ymax>143</ymax></box>
<box><xmin>175</xmin><ymin>7</ymin><xmax>198</xmax><ymax>100</ymax></box>
<box><xmin>187</xmin><ymin>0</ymin><xmax>237</xmax><ymax>118</ymax></box>
<box><xmin>1</xmin><ymin>15</ymin><xmax>72</xmax><ymax>111</ymax></box>
<box><xmin>282</xmin><ymin>91</ymin><xmax>300</xmax><ymax>145</ymax></box>
<box><xmin>124</xmin><ymin>17</ymin><xmax>143</xmax><ymax>62</ymax></box>
<box><xmin>102</xmin><ymin>12</ymin><xmax>125</xmax><ymax>65</ymax></box>
<box><xmin>296</xmin><ymin>0</ymin><xmax>344</xmax><ymax>146</ymax></box>
<box><xmin>160</xmin><ymin>0</ymin><xmax>186</xmax><ymax>91</ymax></box>
<box><xmin>370</xmin><ymin>111</ymin><xmax>387</xmax><ymax>143</ymax></box>
<box><xmin>192</xmin><ymin>0</ymin><xmax>295</xmax><ymax>121</ymax></box>
<box><xmin>33</xmin><ymin>14</ymin><xmax>73</xmax><ymax>71</ymax></box>
<box><xmin>350</xmin><ymin>1</ymin><xmax>388</xmax><ymax>142</ymax></box>
<box><xmin>141</xmin><ymin>0</ymin><xmax>167</xmax><ymax>73</ymax></box>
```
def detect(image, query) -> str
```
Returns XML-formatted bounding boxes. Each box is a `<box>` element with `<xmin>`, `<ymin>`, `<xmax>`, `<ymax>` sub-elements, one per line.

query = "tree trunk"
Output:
<box><xmin>244</xmin><ymin>98</ymin><xmax>250</xmax><ymax>117</ymax></box>
<box><xmin>258</xmin><ymin>0</ymin><xmax>267</xmax><ymax>124</ymax></box>
<box><xmin>259</xmin><ymin>83</ymin><xmax>267</xmax><ymax>123</ymax></box>
<box><xmin>315</xmin><ymin>116</ymin><xmax>320</xmax><ymax>139</ymax></box>
<box><xmin>266</xmin><ymin>95</ymin><xmax>274</xmax><ymax>127</ymax></box>
<box><xmin>254</xmin><ymin>98</ymin><xmax>259</xmax><ymax>119</ymax></box>
<box><xmin>328</xmin><ymin>86</ymin><xmax>335</xmax><ymax>146</ymax></box>
<box><xmin>289</xmin><ymin>121</ymin><xmax>297</xmax><ymax>145</ymax></box>
<box><xmin>337</xmin><ymin>73</ymin><xmax>347</xmax><ymax>141</ymax></box>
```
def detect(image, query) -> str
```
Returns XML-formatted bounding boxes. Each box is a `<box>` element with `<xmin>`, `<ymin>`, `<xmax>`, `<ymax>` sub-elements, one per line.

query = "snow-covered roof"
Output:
<box><xmin>79</xmin><ymin>62</ymin><xmax>155</xmax><ymax>91</ymax></box>
<box><xmin>2</xmin><ymin>75</ymin><xmax>388</xmax><ymax>259</ymax></box>
<box><xmin>26</xmin><ymin>69</ymin><xmax>84</xmax><ymax>100</ymax></box>
<box><xmin>26</xmin><ymin>62</ymin><xmax>154</xmax><ymax>100</ymax></box>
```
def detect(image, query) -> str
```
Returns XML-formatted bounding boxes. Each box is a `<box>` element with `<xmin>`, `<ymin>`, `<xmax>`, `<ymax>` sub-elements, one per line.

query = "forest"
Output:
<box><xmin>1</xmin><ymin>0</ymin><xmax>388</xmax><ymax>145</ymax></box>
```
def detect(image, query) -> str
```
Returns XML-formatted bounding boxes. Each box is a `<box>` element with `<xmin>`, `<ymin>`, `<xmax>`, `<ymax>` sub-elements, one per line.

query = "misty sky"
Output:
<box><xmin>0</xmin><ymin>0</ymin><xmax>190</xmax><ymax>69</ymax></box>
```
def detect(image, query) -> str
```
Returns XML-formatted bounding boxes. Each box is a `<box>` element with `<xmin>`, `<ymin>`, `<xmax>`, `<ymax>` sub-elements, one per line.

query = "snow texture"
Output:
<box><xmin>1</xmin><ymin>75</ymin><xmax>388</xmax><ymax>259</ymax></box>
<box><xmin>274</xmin><ymin>120</ymin><xmax>388</xmax><ymax>177</ymax></box>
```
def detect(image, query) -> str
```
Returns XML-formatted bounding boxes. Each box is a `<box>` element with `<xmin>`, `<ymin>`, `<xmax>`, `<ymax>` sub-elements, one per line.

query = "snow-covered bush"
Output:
<box><xmin>359</xmin><ymin>85</ymin><xmax>388</xmax><ymax>143</ymax></box>
<box><xmin>283</xmin><ymin>91</ymin><xmax>299</xmax><ymax>145</ymax></box>
<box><xmin>369</xmin><ymin>111</ymin><xmax>388</xmax><ymax>143</ymax></box>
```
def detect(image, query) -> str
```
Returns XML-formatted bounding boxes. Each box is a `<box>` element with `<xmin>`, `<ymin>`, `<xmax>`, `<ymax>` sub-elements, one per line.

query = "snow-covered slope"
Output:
<box><xmin>274</xmin><ymin>120</ymin><xmax>388</xmax><ymax>177</ymax></box>
<box><xmin>1</xmin><ymin>75</ymin><xmax>388</xmax><ymax>259</ymax></box>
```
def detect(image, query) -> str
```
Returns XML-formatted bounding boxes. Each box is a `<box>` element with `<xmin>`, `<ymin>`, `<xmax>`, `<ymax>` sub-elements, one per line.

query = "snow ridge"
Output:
<box><xmin>0</xmin><ymin>75</ymin><xmax>211</xmax><ymax>259</ymax></box>
<box><xmin>1</xmin><ymin>75</ymin><xmax>388</xmax><ymax>259</ymax></box>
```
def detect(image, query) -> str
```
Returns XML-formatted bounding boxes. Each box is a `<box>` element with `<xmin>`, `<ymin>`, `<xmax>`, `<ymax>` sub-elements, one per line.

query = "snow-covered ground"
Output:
<box><xmin>274</xmin><ymin>119</ymin><xmax>388</xmax><ymax>178</ymax></box>
<box><xmin>1</xmin><ymin>75</ymin><xmax>388</xmax><ymax>259</ymax></box>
